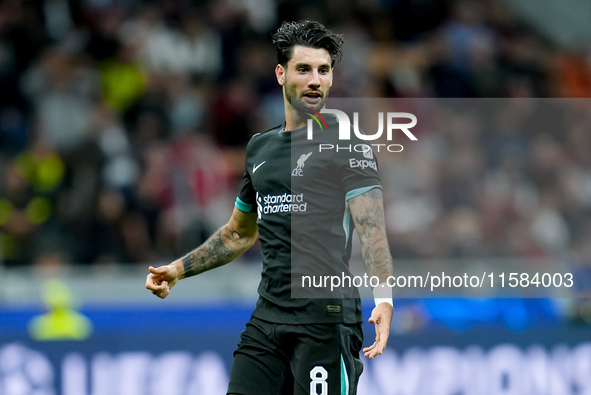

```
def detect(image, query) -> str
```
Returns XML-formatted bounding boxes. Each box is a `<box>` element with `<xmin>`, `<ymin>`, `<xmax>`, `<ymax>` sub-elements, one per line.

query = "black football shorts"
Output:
<box><xmin>227</xmin><ymin>316</ymin><xmax>364</xmax><ymax>395</ymax></box>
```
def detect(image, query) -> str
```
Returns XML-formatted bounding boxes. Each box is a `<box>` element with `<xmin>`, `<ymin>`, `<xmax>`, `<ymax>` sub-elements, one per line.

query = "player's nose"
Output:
<box><xmin>308</xmin><ymin>70</ymin><xmax>321</xmax><ymax>88</ymax></box>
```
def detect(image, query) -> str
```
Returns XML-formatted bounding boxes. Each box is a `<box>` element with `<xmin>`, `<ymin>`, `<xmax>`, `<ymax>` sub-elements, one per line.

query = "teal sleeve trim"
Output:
<box><xmin>235</xmin><ymin>197</ymin><xmax>253</xmax><ymax>212</ymax></box>
<box><xmin>345</xmin><ymin>185</ymin><xmax>382</xmax><ymax>201</ymax></box>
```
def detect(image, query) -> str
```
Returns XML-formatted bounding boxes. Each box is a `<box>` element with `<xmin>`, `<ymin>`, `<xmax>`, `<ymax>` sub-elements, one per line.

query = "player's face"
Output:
<box><xmin>277</xmin><ymin>45</ymin><xmax>333</xmax><ymax>113</ymax></box>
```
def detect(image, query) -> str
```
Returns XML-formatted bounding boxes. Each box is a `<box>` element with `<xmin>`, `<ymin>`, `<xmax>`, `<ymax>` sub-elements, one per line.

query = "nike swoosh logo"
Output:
<box><xmin>253</xmin><ymin>161</ymin><xmax>266</xmax><ymax>173</ymax></box>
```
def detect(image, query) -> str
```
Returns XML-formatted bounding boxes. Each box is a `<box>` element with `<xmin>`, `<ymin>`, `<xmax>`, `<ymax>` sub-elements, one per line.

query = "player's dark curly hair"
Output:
<box><xmin>272</xmin><ymin>20</ymin><xmax>344</xmax><ymax>67</ymax></box>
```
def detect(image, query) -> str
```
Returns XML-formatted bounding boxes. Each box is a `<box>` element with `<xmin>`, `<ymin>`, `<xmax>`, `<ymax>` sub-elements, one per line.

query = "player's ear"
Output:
<box><xmin>276</xmin><ymin>64</ymin><xmax>285</xmax><ymax>86</ymax></box>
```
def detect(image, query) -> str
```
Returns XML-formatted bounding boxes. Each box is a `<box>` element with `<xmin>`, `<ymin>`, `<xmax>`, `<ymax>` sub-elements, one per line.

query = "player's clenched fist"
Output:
<box><xmin>145</xmin><ymin>263</ymin><xmax>181</xmax><ymax>299</ymax></box>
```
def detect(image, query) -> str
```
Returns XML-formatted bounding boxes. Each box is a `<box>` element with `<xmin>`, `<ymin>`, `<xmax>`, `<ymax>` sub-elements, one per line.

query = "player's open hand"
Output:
<box><xmin>145</xmin><ymin>263</ymin><xmax>180</xmax><ymax>299</ymax></box>
<box><xmin>363</xmin><ymin>302</ymin><xmax>393</xmax><ymax>359</ymax></box>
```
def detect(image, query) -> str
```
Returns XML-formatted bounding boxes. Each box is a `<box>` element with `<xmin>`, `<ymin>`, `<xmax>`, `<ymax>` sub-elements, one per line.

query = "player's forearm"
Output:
<box><xmin>178</xmin><ymin>224</ymin><xmax>256</xmax><ymax>278</ymax></box>
<box><xmin>359</xmin><ymin>233</ymin><xmax>393</xmax><ymax>281</ymax></box>
<box><xmin>349</xmin><ymin>188</ymin><xmax>394</xmax><ymax>281</ymax></box>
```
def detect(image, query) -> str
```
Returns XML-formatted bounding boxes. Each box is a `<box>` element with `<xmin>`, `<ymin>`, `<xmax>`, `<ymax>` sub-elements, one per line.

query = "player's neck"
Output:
<box><xmin>284</xmin><ymin>114</ymin><xmax>307</xmax><ymax>131</ymax></box>
<box><xmin>284</xmin><ymin>104</ymin><xmax>322</xmax><ymax>131</ymax></box>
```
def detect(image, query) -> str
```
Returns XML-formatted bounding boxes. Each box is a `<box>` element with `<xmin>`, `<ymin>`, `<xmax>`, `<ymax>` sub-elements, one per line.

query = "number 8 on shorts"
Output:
<box><xmin>310</xmin><ymin>366</ymin><xmax>328</xmax><ymax>395</ymax></box>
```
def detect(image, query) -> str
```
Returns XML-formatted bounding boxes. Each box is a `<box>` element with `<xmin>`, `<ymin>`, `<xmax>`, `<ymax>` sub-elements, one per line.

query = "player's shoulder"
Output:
<box><xmin>259</xmin><ymin>123</ymin><xmax>284</xmax><ymax>137</ymax></box>
<box><xmin>251</xmin><ymin>123</ymin><xmax>283</xmax><ymax>141</ymax></box>
<box><xmin>246</xmin><ymin>123</ymin><xmax>283</xmax><ymax>148</ymax></box>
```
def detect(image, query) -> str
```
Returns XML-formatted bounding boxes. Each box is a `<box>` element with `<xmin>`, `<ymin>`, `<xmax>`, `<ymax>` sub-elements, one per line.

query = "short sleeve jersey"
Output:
<box><xmin>236</xmin><ymin>114</ymin><xmax>382</xmax><ymax>324</ymax></box>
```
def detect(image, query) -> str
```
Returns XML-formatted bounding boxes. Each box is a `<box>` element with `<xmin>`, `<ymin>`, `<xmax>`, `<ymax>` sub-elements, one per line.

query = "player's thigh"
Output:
<box><xmin>338</xmin><ymin>324</ymin><xmax>364</xmax><ymax>395</ymax></box>
<box><xmin>227</xmin><ymin>318</ymin><xmax>289</xmax><ymax>395</ymax></box>
<box><xmin>290</xmin><ymin>323</ymin><xmax>363</xmax><ymax>395</ymax></box>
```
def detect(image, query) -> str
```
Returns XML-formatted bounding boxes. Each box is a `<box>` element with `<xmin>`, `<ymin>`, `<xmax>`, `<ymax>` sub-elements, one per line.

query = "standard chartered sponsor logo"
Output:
<box><xmin>349</xmin><ymin>158</ymin><xmax>377</xmax><ymax>170</ymax></box>
<box><xmin>259</xmin><ymin>192</ymin><xmax>307</xmax><ymax>215</ymax></box>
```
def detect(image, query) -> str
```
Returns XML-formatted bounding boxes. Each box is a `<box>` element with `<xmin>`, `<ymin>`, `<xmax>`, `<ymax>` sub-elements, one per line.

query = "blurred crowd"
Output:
<box><xmin>1</xmin><ymin>0</ymin><xmax>591</xmax><ymax>291</ymax></box>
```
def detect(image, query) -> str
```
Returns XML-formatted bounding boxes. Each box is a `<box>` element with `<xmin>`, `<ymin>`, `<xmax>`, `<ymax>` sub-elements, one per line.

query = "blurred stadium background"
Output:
<box><xmin>1</xmin><ymin>0</ymin><xmax>591</xmax><ymax>394</ymax></box>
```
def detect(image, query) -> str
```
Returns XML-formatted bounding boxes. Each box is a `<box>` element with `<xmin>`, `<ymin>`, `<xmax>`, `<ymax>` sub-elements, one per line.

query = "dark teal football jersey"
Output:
<box><xmin>236</xmin><ymin>114</ymin><xmax>382</xmax><ymax>324</ymax></box>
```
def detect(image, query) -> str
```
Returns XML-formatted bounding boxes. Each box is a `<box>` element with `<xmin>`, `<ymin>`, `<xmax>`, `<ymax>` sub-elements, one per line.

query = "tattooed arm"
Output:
<box><xmin>349</xmin><ymin>188</ymin><xmax>393</xmax><ymax>281</ymax></box>
<box><xmin>348</xmin><ymin>187</ymin><xmax>394</xmax><ymax>359</ymax></box>
<box><xmin>146</xmin><ymin>207</ymin><xmax>258</xmax><ymax>299</ymax></box>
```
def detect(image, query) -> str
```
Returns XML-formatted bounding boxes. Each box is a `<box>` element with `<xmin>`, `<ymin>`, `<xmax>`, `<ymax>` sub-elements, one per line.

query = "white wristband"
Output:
<box><xmin>373</xmin><ymin>282</ymin><xmax>393</xmax><ymax>307</ymax></box>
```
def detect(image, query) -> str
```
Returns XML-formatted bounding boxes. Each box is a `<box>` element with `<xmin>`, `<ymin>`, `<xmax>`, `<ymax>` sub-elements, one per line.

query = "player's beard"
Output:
<box><xmin>284</xmin><ymin>79</ymin><xmax>328</xmax><ymax>116</ymax></box>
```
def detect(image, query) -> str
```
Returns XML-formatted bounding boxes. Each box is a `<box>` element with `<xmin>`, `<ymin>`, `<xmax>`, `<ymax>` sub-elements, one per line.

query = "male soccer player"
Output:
<box><xmin>146</xmin><ymin>20</ymin><xmax>394</xmax><ymax>395</ymax></box>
